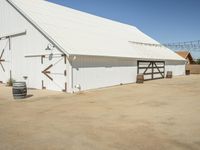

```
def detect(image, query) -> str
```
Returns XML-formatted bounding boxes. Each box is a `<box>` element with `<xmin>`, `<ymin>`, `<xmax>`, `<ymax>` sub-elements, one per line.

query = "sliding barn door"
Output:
<box><xmin>41</xmin><ymin>54</ymin><xmax>67</xmax><ymax>92</ymax></box>
<box><xmin>26</xmin><ymin>54</ymin><xmax>67</xmax><ymax>92</ymax></box>
<box><xmin>0</xmin><ymin>39</ymin><xmax>11</xmax><ymax>83</ymax></box>
<box><xmin>137</xmin><ymin>61</ymin><xmax>165</xmax><ymax>81</ymax></box>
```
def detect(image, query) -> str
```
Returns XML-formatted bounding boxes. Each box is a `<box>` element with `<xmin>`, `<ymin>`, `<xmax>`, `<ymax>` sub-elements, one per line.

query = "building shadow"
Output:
<box><xmin>25</xmin><ymin>94</ymin><xmax>34</xmax><ymax>99</ymax></box>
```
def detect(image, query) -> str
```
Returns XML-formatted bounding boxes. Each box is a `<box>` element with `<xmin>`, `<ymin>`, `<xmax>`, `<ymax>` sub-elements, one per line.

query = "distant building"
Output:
<box><xmin>176</xmin><ymin>51</ymin><xmax>195</xmax><ymax>64</ymax></box>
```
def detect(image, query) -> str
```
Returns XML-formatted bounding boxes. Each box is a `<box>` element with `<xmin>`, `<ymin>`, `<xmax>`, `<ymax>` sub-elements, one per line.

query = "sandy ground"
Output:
<box><xmin>0</xmin><ymin>75</ymin><xmax>200</xmax><ymax>150</ymax></box>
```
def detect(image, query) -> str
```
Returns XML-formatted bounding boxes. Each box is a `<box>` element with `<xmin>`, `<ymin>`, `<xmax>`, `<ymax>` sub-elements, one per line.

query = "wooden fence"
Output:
<box><xmin>186</xmin><ymin>65</ymin><xmax>200</xmax><ymax>74</ymax></box>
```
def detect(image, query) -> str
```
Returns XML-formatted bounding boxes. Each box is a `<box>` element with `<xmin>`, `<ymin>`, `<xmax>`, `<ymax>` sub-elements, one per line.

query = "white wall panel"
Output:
<box><xmin>0</xmin><ymin>0</ymin><xmax>70</xmax><ymax>92</ymax></box>
<box><xmin>165</xmin><ymin>65</ymin><xmax>185</xmax><ymax>76</ymax></box>
<box><xmin>165</xmin><ymin>60</ymin><xmax>186</xmax><ymax>76</ymax></box>
<box><xmin>72</xmin><ymin>56</ymin><xmax>137</xmax><ymax>92</ymax></box>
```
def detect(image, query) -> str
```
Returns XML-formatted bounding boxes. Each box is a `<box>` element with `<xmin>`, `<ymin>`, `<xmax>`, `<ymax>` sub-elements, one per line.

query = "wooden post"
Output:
<box><xmin>151</xmin><ymin>62</ymin><xmax>154</xmax><ymax>80</ymax></box>
<box><xmin>42</xmin><ymin>80</ymin><xmax>46</xmax><ymax>89</ymax></box>
<box><xmin>62</xmin><ymin>82</ymin><xmax>67</xmax><ymax>92</ymax></box>
<box><xmin>10</xmin><ymin>70</ymin><xmax>12</xmax><ymax>81</ymax></box>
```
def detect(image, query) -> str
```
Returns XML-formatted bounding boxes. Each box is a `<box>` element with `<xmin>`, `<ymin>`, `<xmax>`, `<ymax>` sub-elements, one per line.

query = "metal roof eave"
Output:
<box><xmin>69</xmin><ymin>53</ymin><xmax>187</xmax><ymax>62</ymax></box>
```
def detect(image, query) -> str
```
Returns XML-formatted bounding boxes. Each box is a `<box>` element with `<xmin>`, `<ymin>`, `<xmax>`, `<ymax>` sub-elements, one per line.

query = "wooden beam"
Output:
<box><xmin>138</xmin><ymin>60</ymin><xmax>165</xmax><ymax>81</ymax></box>
<box><xmin>41</xmin><ymin>55</ymin><xmax>45</xmax><ymax>64</ymax></box>
<box><xmin>143</xmin><ymin>62</ymin><xmax>152</xmax><ymax>74</ymax></box>
<box><xmin>64</xmin><ymin>70</ymin><xmax>67</xmax><ymax>76</ymax></box>
<box><xmin>42</xmin><ymin>80</ymin><xmax>46</xmax><ymax>89</ymax></box>
<box><xmin>0</xmin><ymin>49</ymin><xmax>5</xmax><ymax>72</ymax></box>
<box><xmin>62</xmin><ymin>82</ymin><xmax>67</xmax><ymax>92</ymax></box>
<box><xmin>42</xmin><ymin>64</ymin><xmax>53</xmax><ymax>81</ymax></box>
<box><xmin>0</xmin><ymin>31</ymin><xmax>26</xmax><ymax>41</ymax></box>
<box><xmin>154</xmin><ymin>63</ymin><xmax>164</xmax><ymax>78</ymax></box>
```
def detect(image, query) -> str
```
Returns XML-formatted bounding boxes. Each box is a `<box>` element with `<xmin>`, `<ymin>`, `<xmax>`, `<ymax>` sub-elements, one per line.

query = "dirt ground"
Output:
<box><xmin>0</xmin><ymin>75</ymin><xmax>200</xmax><ymax>150</ymax></box>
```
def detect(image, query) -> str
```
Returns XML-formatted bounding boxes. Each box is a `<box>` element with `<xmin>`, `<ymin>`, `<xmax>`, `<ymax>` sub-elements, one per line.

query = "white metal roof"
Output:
<box><xmin>8</xmin><ymin>0</ymin><xmax>185</xmax><ymax>61</ymax></box>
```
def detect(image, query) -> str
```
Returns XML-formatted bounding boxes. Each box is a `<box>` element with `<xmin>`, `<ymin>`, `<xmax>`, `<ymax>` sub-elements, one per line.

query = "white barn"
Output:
<box><xmin>0</xmin><ymin>0</ymin><xmax>185</xmax><ymax>93</ymax></box>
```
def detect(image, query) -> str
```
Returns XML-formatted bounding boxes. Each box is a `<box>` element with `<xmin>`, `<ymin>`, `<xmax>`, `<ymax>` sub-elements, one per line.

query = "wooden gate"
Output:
<box><xmin>137</xmin><ymin>61</ymin><xmax>165</xmax><ymax>81</ymax></box>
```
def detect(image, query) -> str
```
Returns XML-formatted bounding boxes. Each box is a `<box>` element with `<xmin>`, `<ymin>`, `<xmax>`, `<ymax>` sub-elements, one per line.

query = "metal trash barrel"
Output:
<box><xmin>166</xmin><ymin>71</ymin><xmax>173</xmax><ymax>78</ymax></box>
<box><xmin>136</xmin><ymin>74</ymin><xmax>144</xmax><ymax>84</ymax></box>
<box><xmin>12</xmin><ymin>82</ymin><xmax>27</xmax><ymax>99</ymax></box>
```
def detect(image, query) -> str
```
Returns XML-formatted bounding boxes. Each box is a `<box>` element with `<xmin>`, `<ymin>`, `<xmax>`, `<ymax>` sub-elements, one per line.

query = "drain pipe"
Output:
<box><xmin>70</xmin><ymin>56</ymin><xmax>77</xmax><ymax>93</ymax></box>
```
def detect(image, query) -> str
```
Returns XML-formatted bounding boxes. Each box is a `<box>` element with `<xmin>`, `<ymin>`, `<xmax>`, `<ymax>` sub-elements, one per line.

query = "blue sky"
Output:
<box><xmin>48</xmin><ymin>0</ymin><xmax>200</xmax><ymax>58</ymax></box>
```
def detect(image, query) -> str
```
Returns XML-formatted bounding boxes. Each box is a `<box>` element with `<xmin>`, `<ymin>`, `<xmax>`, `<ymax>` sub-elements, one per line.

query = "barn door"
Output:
<box><xmin>41</xmin><ymin>54</ymin><xmax>67</xmax><ymax>92</ymax></box>
<box><xmin>0</xmin><ymin>39</ymin><xmax>11</xmax><ymax>83</ymax></box>
<box><xmin>137</xmin><ymin>61</ymin><xmax>165</xmax><ymax>81</ymax></box>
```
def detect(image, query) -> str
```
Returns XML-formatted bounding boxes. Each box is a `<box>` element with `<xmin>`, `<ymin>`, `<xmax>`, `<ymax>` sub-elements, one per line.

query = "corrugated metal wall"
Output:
<box><xmin>72</xmin><ymin>56</ymin><xmax>137</xmax><ymax>91</ymax></box>
<box><xmin>72</xmin><ymin>56</ymin><xmax>186</xmax><ymax>92</ymax></box>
